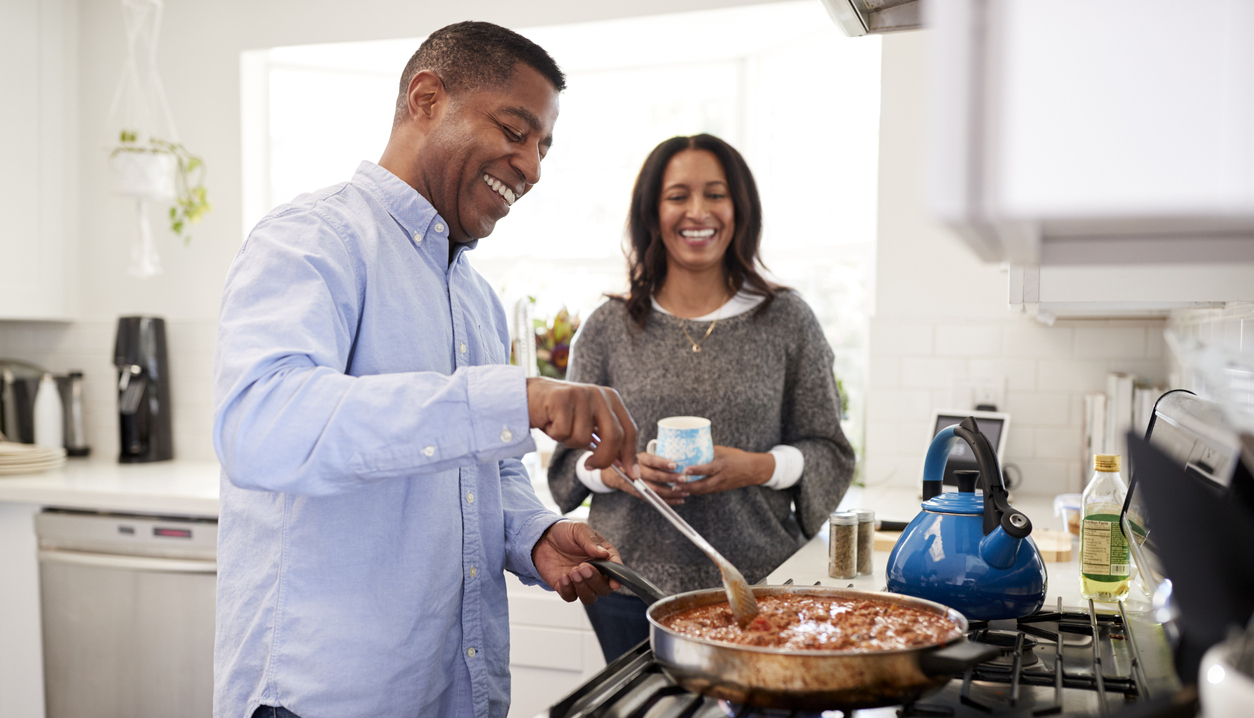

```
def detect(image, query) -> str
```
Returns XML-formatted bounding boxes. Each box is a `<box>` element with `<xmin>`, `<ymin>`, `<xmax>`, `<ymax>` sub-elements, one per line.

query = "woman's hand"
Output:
<box><xmin>681</xmin><ymin>446</ymin><xmax>774</xmax><ymax>496</ymax></box>
<box><xmin>596</xmin><ymin>452</ymin><xmax>690</xmax><ymax>505</ymax></box>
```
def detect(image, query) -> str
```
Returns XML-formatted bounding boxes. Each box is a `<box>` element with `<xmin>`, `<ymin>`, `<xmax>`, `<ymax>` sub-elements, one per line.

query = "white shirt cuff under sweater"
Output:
<box><xmin>574</xmin><ymin>445</ymin><xmax>804</xmax><ymax>492</ymax></box>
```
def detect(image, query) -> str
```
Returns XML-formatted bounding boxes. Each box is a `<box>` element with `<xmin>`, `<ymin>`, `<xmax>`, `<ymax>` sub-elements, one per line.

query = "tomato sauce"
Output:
<box><xmin>657</xmin><ymin>594</ymin><xmax>962</xmax><ymax>651</ymax></box>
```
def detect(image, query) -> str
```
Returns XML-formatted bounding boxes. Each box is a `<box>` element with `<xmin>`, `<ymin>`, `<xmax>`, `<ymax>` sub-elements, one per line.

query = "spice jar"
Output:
<box><xmin>828</xmin><ymin>511</ymin><xmax>858</xmax><ymax>579</ymax></box>
<box><xmin>854</xmin><ymin>509</ymin><xmax>875</xmax><ymax>576</ymax></box>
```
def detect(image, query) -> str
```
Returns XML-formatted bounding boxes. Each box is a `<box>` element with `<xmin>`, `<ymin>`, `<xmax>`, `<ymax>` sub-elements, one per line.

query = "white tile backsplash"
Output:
<box><xmin>1003</xmin><ymin>326</ymin><xmax>1073</xmax><ymax>358</ymax></box>
<box><xmin>866</xmin><ymin>314</ymin><xmax>1169</xmax><ymax>496</ymax></box>
<box><xmin>867</xmin><ymin>356</ymin><xmax>901</xmax><ymax>390</ymax></box>
<box><xmin>1073</xmin><ymin>327</ymin><xmax>1147</xmax><ymax>359</ymax></box>
<box><xmin>899</xmin><ymin>357</ymin><xmax>962</xmax><ymax>389</ymax></box>
<box><xmin>1004</xmin><ymin>392</ymin><xmax>1071</xmax><ymax>426</ymax></box>
<box><xmin>868</xmin><ymin>323</ymin><xmax>934</xmax><ymax>356</ymax></box>
<box><xmin>968</xmin><ymin>358</ymin><xmax>1037</xmax><ymax>392</ymax></box>
<box><xmin>0</xmin><ymin>319</ymin><xmax>219</xmax><ymax>462</ymax></box>
<box><xmin>1036</xmin><ymin>360</ymin><xmax>1108</xmax><ymax>393</ymax></box>
<box><xmin>935</xmin><ymin>325</ymin><xmax>1003</xmax><ymax>357</ymax></box>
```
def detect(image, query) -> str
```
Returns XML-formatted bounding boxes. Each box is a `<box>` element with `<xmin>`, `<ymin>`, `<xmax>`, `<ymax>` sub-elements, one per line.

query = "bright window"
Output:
<box><xmin>241</xmin><ymin>2</ymin><xmax>880</xmax><ymax>464</ymax></box>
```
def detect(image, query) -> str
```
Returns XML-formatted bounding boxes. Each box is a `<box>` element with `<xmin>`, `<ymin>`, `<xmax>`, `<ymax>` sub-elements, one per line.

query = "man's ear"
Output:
<box><xmin>405</xmin><ymin>70</ymin><xmax>446</xmax><ymax>125</ymax></box>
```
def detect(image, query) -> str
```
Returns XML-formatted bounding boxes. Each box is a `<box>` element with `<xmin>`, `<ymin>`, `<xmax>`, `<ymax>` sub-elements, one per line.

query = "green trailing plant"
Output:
<box><xmin>111</xmin><ymin>130</ymin><xmax>211</xmax><ymax>244</ymax></box>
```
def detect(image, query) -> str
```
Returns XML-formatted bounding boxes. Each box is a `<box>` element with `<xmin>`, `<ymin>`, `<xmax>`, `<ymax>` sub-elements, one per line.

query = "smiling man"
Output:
<box><xmin>212</xmin><ymin>22</ymin><xmax>638</xmax><ymax>718</ymax></box>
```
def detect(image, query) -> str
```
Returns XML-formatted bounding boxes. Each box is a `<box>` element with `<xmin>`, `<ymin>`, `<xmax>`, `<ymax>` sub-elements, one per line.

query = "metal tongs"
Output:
<box><xmin>604</xmin><ymin>463</ymin><xmax>760</xmax><ymax>627</ymax></box>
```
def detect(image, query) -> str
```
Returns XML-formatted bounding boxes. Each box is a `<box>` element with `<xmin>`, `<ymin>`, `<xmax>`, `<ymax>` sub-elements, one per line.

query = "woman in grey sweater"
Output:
<box><xmin>547</xmin><ymin>134</ymin><xmax>855</xmax><ymax>661</ymax></box>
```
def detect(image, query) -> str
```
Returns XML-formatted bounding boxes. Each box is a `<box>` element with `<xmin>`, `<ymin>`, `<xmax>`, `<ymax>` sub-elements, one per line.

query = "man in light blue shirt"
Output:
<box><xmin>213</xmin><ymin>22</ymin><xmax>638</xmax><ymax>718</ymax></box>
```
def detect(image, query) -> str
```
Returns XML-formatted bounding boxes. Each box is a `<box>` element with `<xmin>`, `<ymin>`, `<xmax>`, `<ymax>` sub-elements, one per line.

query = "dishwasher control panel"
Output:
<box><xmin>36</xmin><ymin>509</ymin><xmax>217</xmax><ymax>560</ymax></box>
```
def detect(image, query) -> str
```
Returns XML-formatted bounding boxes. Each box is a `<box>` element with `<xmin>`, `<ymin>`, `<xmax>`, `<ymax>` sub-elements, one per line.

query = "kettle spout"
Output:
<box><xmin>978</xmin><ymin>526</ymin><xmax>1023</xmax><ymax>570</ymax></box>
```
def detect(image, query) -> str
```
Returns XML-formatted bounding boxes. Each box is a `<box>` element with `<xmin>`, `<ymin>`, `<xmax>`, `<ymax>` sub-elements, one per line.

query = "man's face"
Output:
<box><xmin>420</xmin><ymin>64</ymin><xmax>559</xmax><ymax>242</ymax></box>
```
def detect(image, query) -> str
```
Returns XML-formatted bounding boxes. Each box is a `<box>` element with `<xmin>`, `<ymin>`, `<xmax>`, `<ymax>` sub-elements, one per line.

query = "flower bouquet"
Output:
<box><xmin>535</xmin><ymin>308</ymin><xmax>579</xmax><ymax>380</ymax></box>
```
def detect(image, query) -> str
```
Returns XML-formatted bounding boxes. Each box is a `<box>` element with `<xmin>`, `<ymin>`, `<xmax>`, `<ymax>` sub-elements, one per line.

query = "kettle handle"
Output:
<box><xmin>952</xmin><ymin>417</ymin><xmax>1032</xmax><ymax>539</ymax></box>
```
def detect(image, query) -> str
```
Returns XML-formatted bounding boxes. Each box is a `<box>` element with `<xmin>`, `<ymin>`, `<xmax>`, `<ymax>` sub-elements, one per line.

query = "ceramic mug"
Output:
<box><xmin>647</xmin><ymin>416</ymin><xmax>714</xmax><ymax>481</ymax></box>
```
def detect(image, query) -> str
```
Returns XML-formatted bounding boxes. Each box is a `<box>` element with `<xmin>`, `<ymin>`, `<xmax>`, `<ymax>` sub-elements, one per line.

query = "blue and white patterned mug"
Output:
<box><xmin>646</xmin><ymin>416</ymin><xmax>714</xmax><ymax>481</ymax></box>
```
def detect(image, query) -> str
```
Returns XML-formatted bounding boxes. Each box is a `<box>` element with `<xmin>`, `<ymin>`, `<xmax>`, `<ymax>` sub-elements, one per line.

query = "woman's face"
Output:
<box><xmin>657</xmin><ymin>149</ymin><xmax>735</xmax><ymax>277</ymax></box>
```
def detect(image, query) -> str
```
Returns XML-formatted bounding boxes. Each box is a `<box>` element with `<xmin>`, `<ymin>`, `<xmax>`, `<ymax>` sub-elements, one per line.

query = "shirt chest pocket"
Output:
<box><xmin>476</xmin><ymin>323</ymin><xmax>508</xmax><ymax>365</ymax></box>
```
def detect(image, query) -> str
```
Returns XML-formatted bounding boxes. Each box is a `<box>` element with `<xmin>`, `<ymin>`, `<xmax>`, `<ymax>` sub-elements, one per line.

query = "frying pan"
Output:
<box><xmin>591</xmin><ymin>560</ymin><xmax>1000</xmax><ymax>710</ymax></box>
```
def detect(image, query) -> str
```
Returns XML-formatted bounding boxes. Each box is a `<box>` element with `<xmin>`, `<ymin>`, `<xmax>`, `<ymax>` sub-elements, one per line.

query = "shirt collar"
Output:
<box><xmin>351</xmin><ymin>161</ymin><xmax>481</xmax><ymax>256</ymax></box>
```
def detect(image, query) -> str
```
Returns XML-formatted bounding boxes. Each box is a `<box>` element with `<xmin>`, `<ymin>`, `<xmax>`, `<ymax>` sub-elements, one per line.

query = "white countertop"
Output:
<box><xmin>768</xmin><ymin>484</ymin><xmax>1150</xmax><ymax>613</ymax></box>
<box><xmin>0</xmin><ymin>456</ymin><xmax>568</xmax><ymax>521</ymax></box>
<box><xmin>0</xmin><ymin>459</ymin><xmax>220</xmax><ymax>517</ymax></box>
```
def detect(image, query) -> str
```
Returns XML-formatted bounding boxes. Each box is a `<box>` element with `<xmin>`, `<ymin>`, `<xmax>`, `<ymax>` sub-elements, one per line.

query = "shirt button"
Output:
<box><xmin>468</xmin><ymin>566</ymin><xmax>478</xmax><ymax>578</ymax></box>
<box><xmin>459</xmin><ymin>342</ymin><xmax>468</xmax><ymax>354</ymax></box>
<box><xmin>466</xmin><ymin>647</ymin><xmax>476</xmax><ymax>658</ymax></box>
<box><xmin>412</xmin><ymin>231</ymin><xmax>422</xmax><ymax>244</ymax></box>
<box><xmin>500</xmin><ymin>427</ymin><xmax>513</xmax><ymax>443</ymax></box>
<box><xmin>422</xmin><ymin>446</ymin><xmax>435</xmax><ymax>457</ymax></box>
<box><xmin>434</xmin><ymin>222</ymin><xmax>445</xmax><ymax>233</ymax></box>
<box><xmin>467</xmin><ymin>492</ymin><xmax>474</xmax><ymax>503</ymax></box>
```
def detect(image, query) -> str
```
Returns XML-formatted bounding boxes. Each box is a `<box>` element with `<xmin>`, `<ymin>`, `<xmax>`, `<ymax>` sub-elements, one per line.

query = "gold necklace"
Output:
<box><xmin>680</xmin><ymin>319</ymin><xmax>718</xmax><ymax>353</ymax></box>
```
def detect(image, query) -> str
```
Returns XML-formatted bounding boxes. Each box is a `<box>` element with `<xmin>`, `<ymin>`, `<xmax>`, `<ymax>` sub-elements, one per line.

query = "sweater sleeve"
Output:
<box><xmin>545</xmin><ymin>304</ymin><xmax>612</xmax><ymax>514</ymax></box>
<box><xmin>779</xmin><ymin>295</ymin><xmax>857</xmax><ymax>538</ymax></box>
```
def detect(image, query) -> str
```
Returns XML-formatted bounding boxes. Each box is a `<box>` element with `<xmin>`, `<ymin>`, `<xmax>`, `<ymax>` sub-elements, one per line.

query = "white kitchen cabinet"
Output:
<box><xmin>0</xmin><ymin>0</ymin><xmax>77</xmax><ymax>320</ymax></box>
<box><xmin>505</xmin><ymin>573</ymin><xmax>607</xmax><ymax>718</ymax></box>
<box><xmin>929</xmin><ymin>0</ymin><xmax>1254</xmax><ymax>313</ymax></box>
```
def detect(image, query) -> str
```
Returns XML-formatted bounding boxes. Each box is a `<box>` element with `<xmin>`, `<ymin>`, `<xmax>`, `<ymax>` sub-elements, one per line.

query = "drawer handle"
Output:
<box><xmin>38</xmin><ymin>549</ymin><xmax>216</xmax><ymax>574</ymax></box>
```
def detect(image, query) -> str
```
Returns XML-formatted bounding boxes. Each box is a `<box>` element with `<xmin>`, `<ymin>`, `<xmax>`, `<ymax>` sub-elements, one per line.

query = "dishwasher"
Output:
<box><xmin>36</xmin><ymin>509</ymin><xmax>217</xmax><ymax>718</ymax></box>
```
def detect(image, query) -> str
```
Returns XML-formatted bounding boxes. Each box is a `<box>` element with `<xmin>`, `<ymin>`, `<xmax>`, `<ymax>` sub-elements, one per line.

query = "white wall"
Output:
<box><xmin>864</xmin><ymin>32</ymin><xmax>1169</xmax><ymax>497</ymax></box>
<box><xmin>0</xmin><ymin>0</ymin><xmax>799</xmax><ymax>462</ymax></box>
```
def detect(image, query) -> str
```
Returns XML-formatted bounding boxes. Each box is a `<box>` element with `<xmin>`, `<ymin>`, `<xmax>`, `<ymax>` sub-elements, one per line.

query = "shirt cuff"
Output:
<box><xmin>513</xmin><ymin>513</ymin><xmax>565</xmax><ymax>589</ymax></box>
<box><xmin>575</xmin><ymin>450</ymin><xmax>615</xmax><ymax>493</ymax></box>
<box><xmin>466</xmin><ymin>364</ymin><xmax>534</xmax><ymax>459</ymax></box>
<box><xmin>764</xmin><ymin>445</ymin><xmax>805</xmax><ymax>490</ymax></box>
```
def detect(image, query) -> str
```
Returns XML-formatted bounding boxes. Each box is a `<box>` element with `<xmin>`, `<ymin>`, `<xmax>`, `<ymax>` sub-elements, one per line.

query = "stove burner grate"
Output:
<box><xmin>548</xmin><ymin>596</ymin><xmax>1144</xmax><ymax>718</ymax></box>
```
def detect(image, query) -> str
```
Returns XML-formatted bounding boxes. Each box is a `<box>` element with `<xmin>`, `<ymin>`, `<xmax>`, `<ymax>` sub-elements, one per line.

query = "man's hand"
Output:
<box><xmin>532</xmin><ymin>521</ymin><xmax>623</xmax><ymax>604</ymax></box>
<box><xmin>680</xmin><ymin>446</ymin><xmax>774</xmax><ymax>496</ymax></box>
<box><xmin>599</xmin><ymin>452</ymin><xmax>690</xmax><ymax>506</ymax></box>
<box><xmin>527</xmin><ymin>377</ymin><xmax>638</xmax><ymax>476</ymax></box>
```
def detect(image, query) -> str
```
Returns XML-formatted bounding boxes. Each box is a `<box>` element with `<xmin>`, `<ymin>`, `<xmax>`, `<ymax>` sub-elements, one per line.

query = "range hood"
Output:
<box><xmin>819</xmin><ymin>0</ymin><xmax>922</xmax><ymax>36</ymax></box>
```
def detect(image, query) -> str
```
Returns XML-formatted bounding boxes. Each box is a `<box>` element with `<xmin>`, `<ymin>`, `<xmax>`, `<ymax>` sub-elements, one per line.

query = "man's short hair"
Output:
<box><xmin>393</xmin><ymin>21</ymin><xmax>566</xmax><ymax>127</ymax></box>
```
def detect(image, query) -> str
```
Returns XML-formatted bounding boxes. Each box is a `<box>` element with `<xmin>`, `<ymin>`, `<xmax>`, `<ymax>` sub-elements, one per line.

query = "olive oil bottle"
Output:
<box><xmin>1079</xmin><ymin>454</ymin><xmax>1131</xmax><ymax>601</ymax></box>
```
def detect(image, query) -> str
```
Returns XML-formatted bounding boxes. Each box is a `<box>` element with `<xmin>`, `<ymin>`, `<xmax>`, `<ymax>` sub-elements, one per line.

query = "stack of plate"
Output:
<box><xmin>0</xmin><ymin>441</ymin><xmax>67</xmax><ymax>475</ymax></box>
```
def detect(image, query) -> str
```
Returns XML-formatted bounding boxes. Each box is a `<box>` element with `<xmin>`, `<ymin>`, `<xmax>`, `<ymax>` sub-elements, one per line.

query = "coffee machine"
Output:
<box><xmin>114</xmin><ymin>316</ymin><xmax>173</xmax><ymax>462</ymax></box>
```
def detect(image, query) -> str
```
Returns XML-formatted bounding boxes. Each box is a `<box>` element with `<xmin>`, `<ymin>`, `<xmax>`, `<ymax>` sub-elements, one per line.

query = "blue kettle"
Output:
<box><xmin>885</xmin><ymin>417</ymin><xmax>1047</xmax><ymax>620</ymax></box>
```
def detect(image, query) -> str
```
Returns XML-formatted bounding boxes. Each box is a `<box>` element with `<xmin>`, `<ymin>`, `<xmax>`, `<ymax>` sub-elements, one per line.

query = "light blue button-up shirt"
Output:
<box><xmin>212</xmin><ymin>161</ymin><xmax>561</xmax><ymax>718</ymax></box>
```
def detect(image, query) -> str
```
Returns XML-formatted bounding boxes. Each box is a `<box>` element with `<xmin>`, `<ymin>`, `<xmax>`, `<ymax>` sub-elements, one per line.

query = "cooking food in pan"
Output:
<box><xmin>658</xmin><ymin>593</ymin><xmax>963</xmax><ymax>651</ymax></box>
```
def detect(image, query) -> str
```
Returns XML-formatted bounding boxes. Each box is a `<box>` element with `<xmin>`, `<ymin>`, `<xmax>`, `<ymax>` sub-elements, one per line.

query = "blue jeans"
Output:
<box><xmin>584</xmin><ymin>592</ymin><xmax>651</xmax><ymax>663</ymax></box>
<box><xmin>251</xmin><ymin>707</ymin><xmax>301</xmax><ymax>718</ymax></box>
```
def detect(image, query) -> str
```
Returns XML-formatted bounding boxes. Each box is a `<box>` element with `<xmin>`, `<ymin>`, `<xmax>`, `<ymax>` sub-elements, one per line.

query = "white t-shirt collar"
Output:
<box><xmin>651</xmin><ymin>289</ymin><xmax>765</xmax><ymax>321</ymax></box>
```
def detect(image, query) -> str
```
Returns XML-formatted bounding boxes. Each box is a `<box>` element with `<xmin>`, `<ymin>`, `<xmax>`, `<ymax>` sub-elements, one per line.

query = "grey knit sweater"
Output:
<box><xmin>547</xmin><ymin>291</ymin><xmax>855</xmax><ymax>596</ymax></box>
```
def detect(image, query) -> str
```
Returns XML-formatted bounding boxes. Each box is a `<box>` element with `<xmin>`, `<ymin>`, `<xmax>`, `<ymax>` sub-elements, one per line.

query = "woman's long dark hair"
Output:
<box><xmin>622</xmin><ymin>134</ymin><xmax>783</xmax><ymax>328</ymax></box>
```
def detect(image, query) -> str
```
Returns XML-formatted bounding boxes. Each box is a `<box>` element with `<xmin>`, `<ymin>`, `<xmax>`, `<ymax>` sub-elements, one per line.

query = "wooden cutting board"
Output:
<box><xmin>874</xmin><ymin>527</ymin><xmax>1073</xmax><ymax>562</ymax></box>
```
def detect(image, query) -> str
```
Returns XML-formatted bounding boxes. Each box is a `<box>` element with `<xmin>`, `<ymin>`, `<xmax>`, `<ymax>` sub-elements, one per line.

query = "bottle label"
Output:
<box><xmin>1081</xmin><ymin>511</ymin><xmax>1130</xmax><ymax>581</ymax></box>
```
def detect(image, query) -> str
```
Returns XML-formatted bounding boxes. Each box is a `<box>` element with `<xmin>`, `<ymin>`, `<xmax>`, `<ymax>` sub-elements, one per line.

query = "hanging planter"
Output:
<box><xmin>110</xmin><ymin>132</ymin><xmax>210</xmax><ymax>236</ymax></box>
<box><xmin>106</xmin><ymin>0</ymin><xmax>211</xmax><ymax>277</ymax></box>
<box><xmin>111</xmin><ymin>146</ymin><xmax>176</xmax><ymax>200</ymax></box>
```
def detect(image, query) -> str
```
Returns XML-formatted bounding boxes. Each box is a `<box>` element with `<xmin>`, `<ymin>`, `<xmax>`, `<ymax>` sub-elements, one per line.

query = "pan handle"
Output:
<box><xmin>589</xmin><ymin>559</ymin><xmax>667</xmax><ymax>605</ymax></box>
<box><xmin>917</xmin><ymin>639</ymin><xmax>1001</xmax><ymax>677</ymax></box>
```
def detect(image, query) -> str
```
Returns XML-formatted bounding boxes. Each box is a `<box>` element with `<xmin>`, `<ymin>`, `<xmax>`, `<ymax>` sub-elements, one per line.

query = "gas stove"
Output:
<box><xmin>544</xmin><ymin>596</ymin><xmax>1183</xmax><ymax>718</ymax></box>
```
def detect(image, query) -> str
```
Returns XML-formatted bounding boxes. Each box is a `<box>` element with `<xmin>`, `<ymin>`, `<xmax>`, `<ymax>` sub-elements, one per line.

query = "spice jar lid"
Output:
<box><xmin>853</xmin><ymin>508</ymin><xmax>875</xmax><ymax>522</ymax></box>
<box><xmin>829</xmin><ymin>511</ymin><xmax>858</xmax><ymax>526</ymax></box>
<box><xmin>1094</xmin><ymin>454</ymin><xmax>1121</xmax><ymax>472</ymax></box>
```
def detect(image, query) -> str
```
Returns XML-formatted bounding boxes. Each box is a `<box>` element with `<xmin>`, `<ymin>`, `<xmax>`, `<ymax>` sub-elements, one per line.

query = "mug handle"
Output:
<box><xmin>646</xmin><ymin>439</ymin><xmax>657</xmax><ymax>455</ymax></box>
